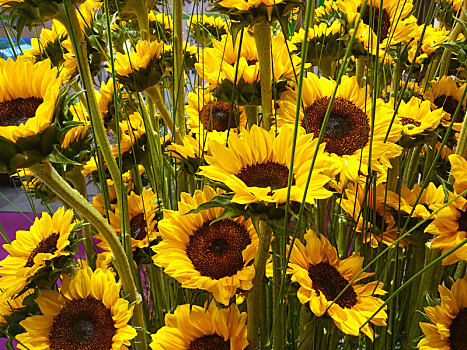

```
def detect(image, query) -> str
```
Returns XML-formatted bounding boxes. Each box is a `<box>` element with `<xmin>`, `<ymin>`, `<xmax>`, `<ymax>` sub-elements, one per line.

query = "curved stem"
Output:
<box><xmin>132</xmin><ymin>0</ymin><xmax>150</xmax><ymax>42</ymax></box>
<box><xmin>145</xmin><ymin>86</ymin><xmax>183</xmax><ymax>144</ymax></box>
<box><xmin>356</xmin><ymin>56</ymin><xmax>366</xmax><ymax>87</ymax></box>
<box><xmin>254</xmin><ymin>21</ymin><xmax>273</xmax><ymax>131</ymax></box>
<box><xmin>247</xmin><ymin>220</ymin><xmax>272</xmax><ymax>350</ymax></box>
<box><xmin>29</xmin><ymin>161</ymin><xmax>147</xmax><ymax>348</ymax></box>
<box><xmin>244</xmin><ymin>105</ymin><xmax>258</xmax><ymax>128</ymax></box>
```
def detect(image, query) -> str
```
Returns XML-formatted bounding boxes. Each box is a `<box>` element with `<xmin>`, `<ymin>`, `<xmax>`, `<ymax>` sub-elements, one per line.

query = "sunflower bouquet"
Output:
<box><xmin>1</xmin><ymin>0</ymin><xmax>467</xmax><ymax>348</ymax></box>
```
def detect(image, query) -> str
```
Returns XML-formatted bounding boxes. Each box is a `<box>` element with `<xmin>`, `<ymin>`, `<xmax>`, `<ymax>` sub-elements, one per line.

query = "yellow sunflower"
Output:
<box><xmin>153</xmin><ymin>186</ymin><xmax>259</xmax><ymax>305</ymax></box>
<box><xmin>338</xmin><ymin>0</ymin><xmax>416</xmax><ymax>51</ymax></box>
<box><xmin>408</xmin><ymin>24</ymin><xmax>450</xmax><ymax>64</ymax></box>
<box><xmin>23</xmin><ymin>20</ymin><xmax>71</xmax><ymax>69</ymax></box>
<box><xmin>0</xmin><ymin>56</ymin><xmax>62</xmax><ymax>143</ymax></box>
<box><xmin>340</xmin><ymin>182</ymin><xmax>408</xmax><ymax>248</ymax></box>
<box><xmin>196</xmin><ymin>31</ymin><xmax>303</xmax><ymax>105</ymax></box>
<box><xmin>112</xmin><ymin>112</ymin><xmax>147</xmax><ymax>159</ymax></box>
<box><xmin>150</xmin><ymin>302</ymin><xmax>248</xmax><ymax>349</ymax></box>
<box><xmin>0</xmin><ymin>289</ymin><xmax>34</xmax><ymax>324</ymax></box>
<box><xmin>114</xmin><ymin>40</ymin><xmax>165</xmax><ymax>91</ymax></box>
<box><xmin>16</xmin><ymin>266</ymin><xmax>137</xmax><ymax>350</ymax></box>
<box><xmin>0</xmin><ymin>207</ymin><xmax>76</xmax><ymax>299</ymax></box>
<box><xmin>277</xmin><ymin>73</ymin><xmax>403</xmax><ymax>184</ymax></box>
<box><xmin>392</xmin><ymin>96</ymin><xmax>444</xmax><ymax>136</ymax></box>
<box><xmin>61</xmin><ymin>101</ymin><xmax>91</xmax><ymax>149</ymax></box>
<box><xmin>385</xmin><ymin>183</ymin><xmax>446</xmax><ymax>220</ymax></box>
<box><xmin>449</xmin><ymin>154</ymin><xmax>467</xmax><ymax>195</ymax></box>
<box><xmin>424</xmin><ymin>76</ymin><xmax>466</xmax><ymax>132</ymax></box>
<box><xmin>198</xmin><ymin>125</ymin><xmax>333</xmax><ymax>204</ymax></box>
<box><xmin>92</xmin><ymin>184</ymin><xmax>121</xmax><ymax>216</ymax></box>
<box><xmin>149</xmin><ymin>11</ymin><xmax>173</xmax><ymax>43</ymax></box>
<box><xmin>288</xmin><ymin>229</ymin><xmax>387</xmax><ymax>340</ymax></box>
<box><xmin>186</xmin><ymin>87</ymin><xmax>246</xmax><ymax>137</ymax></box>
<box><xmin>98</xmin><ymin>187</ymin><xmax>159</xmax><ymax>251</ymax></box>
<box><xmin>188</xmin><ymin>14</ymin><xmax>228</xmax><ymax>46</ymax></box>
<box><xmin>418</xmin><ymin>275</ymin><xmax>467</xmax><ymax>350</ymax></box>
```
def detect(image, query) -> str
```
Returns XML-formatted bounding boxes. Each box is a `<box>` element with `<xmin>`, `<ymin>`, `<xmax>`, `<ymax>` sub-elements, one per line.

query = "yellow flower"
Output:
<box><xmin>188</xmin><ymin>14</ymin><xmax>228</xmax><ymax>46</ymax></box>
<box><xmin>150</xmin><ymin>302</ymin><xmax>248</xmax><ymax>349</ymax></box>
<box><xmin>288</xmin><ymin>230</ymin><xmax>387</xmax><ymax>340</ymax></box>
<box><xmin>277</xmin><ymin>73</ymin><xmax>403</xmax><ymax>183</ymax></box>
<box><xmin>449</xmin><ymin>154</ymin><xmax>467</xmax><ymax>195</ymax></box>
<box><xmin>196</xmin><ymin>31</ymin><xmax>303</xmax><ymax>105</ymax></box>
<box><xmin>340</xmin><ymin>182</ymin><xmax>408</xmax><ymax>248</ymax></box>
<box><xmin>198</xmin><ymin>125</ymin><xmax>333</xmax><ymax>205</ymax></box>
<box><xmin>61</xmin><ymin>101</ymin><xmax>91</xmax><ymax>149</ymax></box>
<box><xmin>0</xmin><ymin>207</ymin><xmax>76</xmax><ymax>299</ymax></box>
<box><xmin>418</xmin><ymin>275</ymin><xmax>467</xmax><ymax>349</ymax></box>
<box><xmin>408</xmin><ymin>24</ymin><xmax>450</xmax><ymax>63</ymax></box>
<box><xmin>338</xmin><ymin>0</ymin><xmax>416</xmax><ymax>51</ymax></box>
<box><xmin>16</xmin><ymin>266</ymin><xmax>137</xmax><ymax>350</ymax></box>
<box><xmin>393</xmin><ymin>96</ymin><xmax>444</xmax><ymax>136</ymax></box>
<box><xmin>424</xmin><ymin>76</ymin><xmax>466</xmax><ymax>132</ymax></box>
<box><xmin>0</xmin><ymin>56</ymin><xmax>62</xmax><ymax>143</ymax></box>
<box><xmin>186</xmin><ymin>87</ymin><xmax>246</xmax><ymax>139</ymax></box>
<box><xmin>153</xmin><ymin>186</ymin><xmax>258</xmax><ymax>305</ymax></box>
<box><xmin>98</xmin><ymin>187</ymin><xmax>159</xmax><ymax>251</ymax></box>
<box><xmin>0</xmin><ymin>289</ymin><xmax>34</xmax><ymax>324</ymax></box>
<box><xmin>114</xmin><ymin>40</ymin><xmax>165</xmax><ymax>91</ymax></box>
<box><xmin>149</xmin><ymin>11</ymin><xmax>173</xmax><ymax>43</ymax></box>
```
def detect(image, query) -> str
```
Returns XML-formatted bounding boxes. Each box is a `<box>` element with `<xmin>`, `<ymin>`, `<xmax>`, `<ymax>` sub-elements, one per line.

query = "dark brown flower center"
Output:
<box><xmin>25</xmin><ymin>233</ymin><xmax>60</xmax><ymax>268</ymax></box>
<box><xmin>200</xmin><ymin>101</ymin><xmax>240</xmax><ymax>132</ymax></box>
<box><xmin>236</xmin><ymin>161</ymin><xmax>293</xmax><ymax>192</ymax></box>
<box><xmin>457</xmin><ymin>210</ymin><xmax>467</xmax><ymax>232</ymax></box>
<box><xmin>400</xmin><ymin>117</ymin><xmax>421</xmax><ymax>127</ymax></box>
<box><xmin>130</xmin><ymin>213</ymin><xmax>148</xmax><ymax>241</ymax></box>
<box><xmin>0</xmin><ymin>97</ymin><xmax>43</xmax><ymax>127</ymax></box>
<box><xmin>449</xmin><ymin>308</ymin><xmax>467</xmax><ymax>350</ymax></box>
<box><xmin>247</xmin><ymin>58</ymin><xmax>258</xmax><ymax>66</ymax></box>
<box><xmin>309</xmin><ymin>261</ymin><xmax>358</xmax><ymax>309</ymax></box>
<box><xmin>186</xmin><ymin>219</ymin><xmax>251</xmax><ymax>280</ymax></box>
<box><xmin>358</xmin><ymin>5</ymin><xmax>391</xmax><ymax>42</ymax></box>
<box><xmin>49</xmin><ymin>296</ymin><xmax>116</xmax><ymax>350</ymax></box>
<box><xmin>188</xmin><ymin>334</ymin><xmax>230</xmax><ymax>350</ymax></box>
<box><xmin>433</xmin><ymin>95</ymin><xmax>465</xmax><ymax>122</ymax></box>
<box><xmin>304</xmin><ymin>96</ymin><xmax>370</xmax><ymax>156</ymax></box>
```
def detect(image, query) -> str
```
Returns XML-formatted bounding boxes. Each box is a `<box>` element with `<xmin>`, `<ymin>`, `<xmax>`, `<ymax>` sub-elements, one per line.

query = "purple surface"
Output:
<box><xmin>0</xmin><ymin>213</ymin><xmax>36</xmax><ymax>260</ymax></box>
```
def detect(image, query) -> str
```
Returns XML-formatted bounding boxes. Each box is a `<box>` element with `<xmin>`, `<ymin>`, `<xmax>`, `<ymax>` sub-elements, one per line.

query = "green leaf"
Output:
<box><xmin>182</xmin><ymin>193</ymin><xmax>234</xmax><ymax>215</ymax></box>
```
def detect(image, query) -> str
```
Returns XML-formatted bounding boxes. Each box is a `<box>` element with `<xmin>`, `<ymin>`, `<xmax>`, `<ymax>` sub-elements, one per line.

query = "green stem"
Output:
<box><xmin>173</xmin><ymin>0</ymin><xmax>187</xmax><ymax>138</ymax></box>
<box><xmin>454</xmin><ymin>260</ymin><xmax>466</xmax><ymax>279</ymax></box>
<box><xmin>298</xmin><ymin>305</ymin><xmax>315</xmax><ymax>350</ymax></box>
<box><xmin>254</xmin><ymin>21</ymin><xmax>273</xmax><ymax>131</ymax></box>
<box><xmin>29</xmin><ymin>161</ymin><xmax>147</xmax><ymax>348</ymax></box>
<box><xmin>439</xmin><ymin>0</ymin><xmax>467</xmax><ymax>77</ymax></box>
<box><xmin>66</xmin><ymin>166</ymin><xmax>95</xmax><ymax>268</ymax></box>
<box><xmin>247</xmin><ymin>220</ymin><xmax>273</xmax><ymax>350</ymax></box>
<box><xmin>454</xmin><ymin>109</ymin><xmax>467</xmax><ymax>159</ymax></box>
<box><xmin>403</xmin><ymin>146</ymin><xmax>422</xmax><ymax>187</ymax></box>
<box><xmin>356</xmin><ymin>56</ymin><xmax>366</xmax><ymax>87</ymax></box>
<box><xmin>148</xmin><ymin>264</ymin><xmax>168</xmax><ymax>329</ymax></box>
<box><xmin>405</xmin><ymin>245</ymin><xmax>442</xmax><ymax>349</ymax></box>
<box><xmin>272</xmin><ymin>238</ymin><xmax>285</xmax><ymax>350</ymax></box>
<box><xmin>244</xmin><ymin>105</ymin><xmax>258</xmax><ymax>128</ymax></box>
<box><xmin>145</xmin><ymin>86</ymin><xmax>183</xmax><ymax>144</ymax></box>
<box><xmin>132</xmin><ymin>0</ymin><xmax>150</xmax><ymax>42</ymax></box>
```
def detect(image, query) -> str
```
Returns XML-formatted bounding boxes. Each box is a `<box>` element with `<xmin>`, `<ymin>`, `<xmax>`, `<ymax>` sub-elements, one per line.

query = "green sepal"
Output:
<box><xmin>47</xmin><ymin>145</ymin><xmax>81</xmax><ymax>166</ymax></box>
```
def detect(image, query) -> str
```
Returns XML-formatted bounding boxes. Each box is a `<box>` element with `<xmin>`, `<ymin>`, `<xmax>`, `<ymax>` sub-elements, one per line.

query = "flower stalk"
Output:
<box><xmin>173</xmin><ymin>0</ymin><xmax>187</xmax><ymax>139</ymax></box>
<box><xmin>254</xmin><ymin>20</ymin><xmax>273</xmax><ymax>131</ymax></box>
<box><xmin>247</xmin><ymin>220</ymin><xmax>273</xmax><ymax>350</ymax></box>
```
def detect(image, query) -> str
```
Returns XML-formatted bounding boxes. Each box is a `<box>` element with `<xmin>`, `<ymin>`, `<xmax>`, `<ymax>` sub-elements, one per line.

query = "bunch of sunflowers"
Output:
<box><xmin>1</xmin><ymin>0</ymin><xmax>467</xmax><ymax>348</ymax></box>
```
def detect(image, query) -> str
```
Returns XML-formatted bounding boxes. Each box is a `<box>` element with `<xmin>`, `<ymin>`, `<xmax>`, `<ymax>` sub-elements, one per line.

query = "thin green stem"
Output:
<box><xmin>173</xmin><ymin>0</ymin><xmax>187</xmax><ymax>138</ymax></box>
<box><xmin>244</xmin><ymin>105</ymin><xmax>258</xmax><ymax>128</ymax></box>
<box><xmin>356</xmin><ymin>56</ymin><xmax>366</xmax><ymax>87</ymax></box>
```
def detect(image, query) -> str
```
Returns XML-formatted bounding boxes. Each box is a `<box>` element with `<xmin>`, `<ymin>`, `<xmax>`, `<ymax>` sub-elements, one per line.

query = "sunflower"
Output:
<box><xmin>148</xmin><ymin>11</ymin><xmax>173</xmax><ymax>43</ymax></box>
<box><xmin>150</xmin><ymin>302</ymin><xmax>248</xmax><ymax>349</ymax></box>
<box><xmin>16</xmin><ymin>266</ymin><xmax>137</xmax><ymax>350</ymax></box>
<box><xmin>198</xmin><ymin>125</ymin><xmax>333</xmax><ymax>205</ymax></box>
<box><xmin>393</xmin><ymin>96</ymin><xmax>444</xmax><ymax>137</ymax></box>
<box><xmin>186</xmin><ymin>87</ymin><xmax>246</xmax><ymax>138</ymax></box>
<box><xmin>98</xmin><ymin>187</ymin><xmax>159</xmax><ymax>251</ymax></box>
<box><xmin>338</xmin><ymin>0</ymin><xmax>416</xmax><ymax>51</ymax></box>
<box><xmin>417</xmin><ymin>275</ymin><xmax>467</xmax><ymax>350</ymax></box>
<box><xmin>0</xmin><ymin>207</ymin><xmax>76</xmax><ymax>299</ymax></box>
<box><xmin>92</xmin><ymin>185</ymin><xmax>121</xmax><ymax>216</ymax></box>
<box><xmin>23</xmin><ymin>20</ymin><xmax>71</xmax><ymax>69</ymax></box>
<box><xmin>340</xmin><ymin>182</ymin><xmax>407</xmax><ymax>248</ymax></box>
<box><xmin>188</xmin><ymin>14</ymin><xmax>228</xmax><ymax>46</ymax></box>
<box><xmin>449</xmin><ymin>154</ymin><xmax>467</xmax><ymax>195</ymax></box>
<box><xmin>0</xmin><ymin>289</ymin><xmax>34</xmax><ymax>324</ymax></box>
<box><xmin>0</xmin><ymin>56</ymin><xmax>62</xmax><ymax>143</ymax></box>
<box><xmin>407</xmin><ymin>24</ymin><xmax>450</xmax><ymax>64</ymax></box>
<box><xmin>277</xmin><ymin>73</ymin><xmax>403</xmax><ymax>184</ymax></box>
<box><xmin>424</xmin><ymin>76</ymin><xmax>466</xmax><ymax>132</ymax></box>
<box><xmin>385</xmin><ymin>183</ymin><xmax>446</xmax><ymax>220</ymax></box>
<box><xmin>61</xmin><ymin>101</ymin><xmax>91</xmax><ymax>151</ymax></box>
<box><xmin>195</xmin><ymin>31</ymin><xmax>303</xmax><ymax>106</ymax></box>
<box><xmin>153</xmin><ymin>186</ymin><xmax>258</xmax><ymax>305</ymax></box>
<box><xmin>114</xmin><ymin>40</ymin><xmax>165</xmax><ymax>92</ymax></box>
<box><xmin>288</xmin><ymin>229</ymin><xmax>387</xmax><ymax>340</ymax></box>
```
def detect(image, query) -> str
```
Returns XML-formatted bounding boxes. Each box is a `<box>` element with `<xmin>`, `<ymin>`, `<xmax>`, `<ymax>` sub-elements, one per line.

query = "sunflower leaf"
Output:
<box><xmin>181</xmin><ymin>193</ymin><xmax>234</xmax><ymax>215</ymax></box>
<box><xmin>210</xmin><ymin>206</ymin><xmax>246</xmax><ymax>224</ymax></box>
